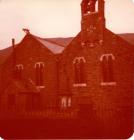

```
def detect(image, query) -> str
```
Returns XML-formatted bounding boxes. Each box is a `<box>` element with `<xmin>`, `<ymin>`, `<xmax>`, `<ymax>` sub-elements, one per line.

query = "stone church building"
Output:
<box><xmin>0</xmin><ymin>0</ymin><xmax>133</xmax><ymax>134</ymax></box>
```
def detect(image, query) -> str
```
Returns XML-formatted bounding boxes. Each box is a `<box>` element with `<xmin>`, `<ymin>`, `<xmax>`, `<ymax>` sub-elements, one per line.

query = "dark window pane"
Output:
<box><xmin>36</xmin><ymin>64</ymin><xmax>40</xmax><ymax>86</ymax></box>
<box><xmin>74</xmin><ymin>60</ymin><xmax>80</xmax><ymax>84</ymax></box>
<box><xmin>108</xmin><ymin>55</ymin><xmax>114</xmax><ymax>82</ymax></box>
<box><xmin>80</xmin><ymin>59</ymin><xmax>86</xmax><ymax>83</ymax></box>
<box><xmin>14</xmin><ymin>66</ymin><xmax>23</xmax><ymax>79</ymax></box>
<box><xmin>40</xmin><ymin>64</ymin><xmax>44</xmax><ymax>86</ymax></box>
<box><xmin>102</xmin><ymin>56</ymin><xmax>108</xmax><ymax>82</ymax></box>
<box><xmin>35</xmin><ymin>63</ymin><xmax>44</xmax><ymax>86</ymax></box>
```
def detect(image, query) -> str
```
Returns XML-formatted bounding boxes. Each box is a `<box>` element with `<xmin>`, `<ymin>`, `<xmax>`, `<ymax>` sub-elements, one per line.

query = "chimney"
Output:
<box><xmin>12</xmin><ymin>38</ymin><xmax>15</xmax><ymax>48</ymax></box>
<box><xmin>12</xmin><ymin>38</ymin><xmax>16</xmax><ymax>68</ymax></box>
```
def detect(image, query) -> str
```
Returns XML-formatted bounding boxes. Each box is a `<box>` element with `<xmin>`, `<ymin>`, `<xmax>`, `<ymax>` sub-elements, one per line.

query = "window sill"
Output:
<box><xmin>36</xmin><ymin>86</ymin><xmax>45</xmax><ymax>89</ymax></box>
<box><xmin>73</xmin><ymin>83</ymin><xmax>87</xmax><ymax>87</ymax></box>
<box><xmin>101</xmin><ymin>82</ymin><xmax>116</xmax><ymax>86</ymax></box>
<box><xmin>84</xmin><ymin>12</ymin><xmax>97</xmax><ymax>16</ymax></box>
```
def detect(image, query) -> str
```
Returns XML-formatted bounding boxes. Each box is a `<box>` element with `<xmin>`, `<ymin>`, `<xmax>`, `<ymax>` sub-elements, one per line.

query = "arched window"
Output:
<box><xmin>101</xmin><ymin>56</ymin><xmax>108</xmax><ymax>82</ymax></box>
<box><xmin>61</xmin><ymin>96</ymin><xmax>71</xmax><ymax>109</ymax></box>
<box><xmin>87</xmin><ymin>0</ymin><xmax>98</xmax><ymax>13</ymax></box>
<box><xmin>80</xmin><ymin>58</ymin><xmax>86</xmax><ymax>83</ymax></box>
<box><xmin>15</xmin><ymin>64</ymin><xmax>23</xmax><ymax>79</ymax></box>
<box><xmin>74</xmin><ymin>59</ymin><xmax>80</xmax><ymax>84</ymax></box>
<box><xmin>68</xmin><ymin>97</ymin><xmax>72</xmax><ymax>107</ymax></box>
<box><xmin>35</xmin><ymin>62</ymin><xmax>44</xmax><ymax>87</ymax></box>
<box><xmin>100</xmin><ymin>54</ymin><xmax>115</xmax><ymax>85</ymax></box>
<box><xmin>82</xmin><ymin>0</ymin><xmax>98</xmax><ymax>14</ymax></box>
<box><xmin>61</xmin><ymin>97</ymin><xmax>67</xmax><ymax>108</ymax></box>
<box><xmin>73</xmin><ymin>57</ymin><xmax>86</xmax><ymax>86</ymax></box>
<box><xmin>108</xmin><ymin>55</ymin><xmax>114</xmax><ymax>82</ymax></box>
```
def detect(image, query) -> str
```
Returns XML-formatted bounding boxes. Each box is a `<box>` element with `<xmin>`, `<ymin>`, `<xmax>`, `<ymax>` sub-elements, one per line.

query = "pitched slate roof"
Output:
<box><xmin>118</xmin><ymin>33</ymin><xmax>134</xmax><ymax>45</ymax></box>
<box><xmin>0</xmin><ymin>34</ymin><xmax>73</xmax><ymax>65</ymax></box>
<box><xmin>46</xmin><ymin>37</ymin><xmax>74</xmax><ymax>47</ymax></box>
<box><xmin>0</xmin><ymin>33</ymin><xmax>134</xmax><ymax>65</ymax></box>
<box><xmin>0</xmin><ymin>46</ymin><xmax>13</xmax><ymax>65</ymax></box>
<box><xmin>32</xmin><ymin>35</ymin><xmax>73</xmax><ymax>54</ymax></box>
<box><xmin>33</xmin><ymin>36</ymin><xmax>65</xmax><ymax>54</ymax></box>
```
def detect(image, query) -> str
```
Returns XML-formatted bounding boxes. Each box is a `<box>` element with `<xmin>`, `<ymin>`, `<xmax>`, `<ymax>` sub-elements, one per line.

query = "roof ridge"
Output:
<box><xmin>44</xmin><ymin>38</ymin><xmax>65</xmax><ymax>47</ymax></box>
<box><xmin>32</xmin><ymin>34</ymin><xmax>66</xmax><ymax>47</ymax></box>
<box><xmin>31</xmin><ymin>34</ymin><xmax>65</xmax><ymax>54</ymax></box>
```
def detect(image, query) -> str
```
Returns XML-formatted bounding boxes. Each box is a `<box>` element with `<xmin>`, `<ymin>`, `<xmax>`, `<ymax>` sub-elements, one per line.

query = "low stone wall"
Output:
<box><xmin>0</xmin><ymin>109</ymin><xmax>78</xmax><ymax>119</ymax></box>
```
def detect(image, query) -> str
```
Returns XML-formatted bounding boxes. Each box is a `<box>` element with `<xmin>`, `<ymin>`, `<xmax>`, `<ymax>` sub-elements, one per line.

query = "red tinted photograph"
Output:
<box><xmin>0</xmin><ymin>0</ymin><xmax>134</xmax><ymax>139</ymax></box>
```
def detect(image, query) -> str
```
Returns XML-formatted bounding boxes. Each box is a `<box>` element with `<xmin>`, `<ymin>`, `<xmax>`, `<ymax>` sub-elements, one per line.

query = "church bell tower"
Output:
<box><xmin>81</xmin><ymin>0</ymin><xmax>105</xmax><ymax>47</ymax></box>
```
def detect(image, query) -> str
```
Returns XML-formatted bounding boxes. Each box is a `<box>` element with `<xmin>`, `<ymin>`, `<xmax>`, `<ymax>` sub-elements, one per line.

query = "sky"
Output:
<box><xmin>0</xmin><ymin>0</ymin><xmax>134</xmax><ymax>50</ymax></box>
